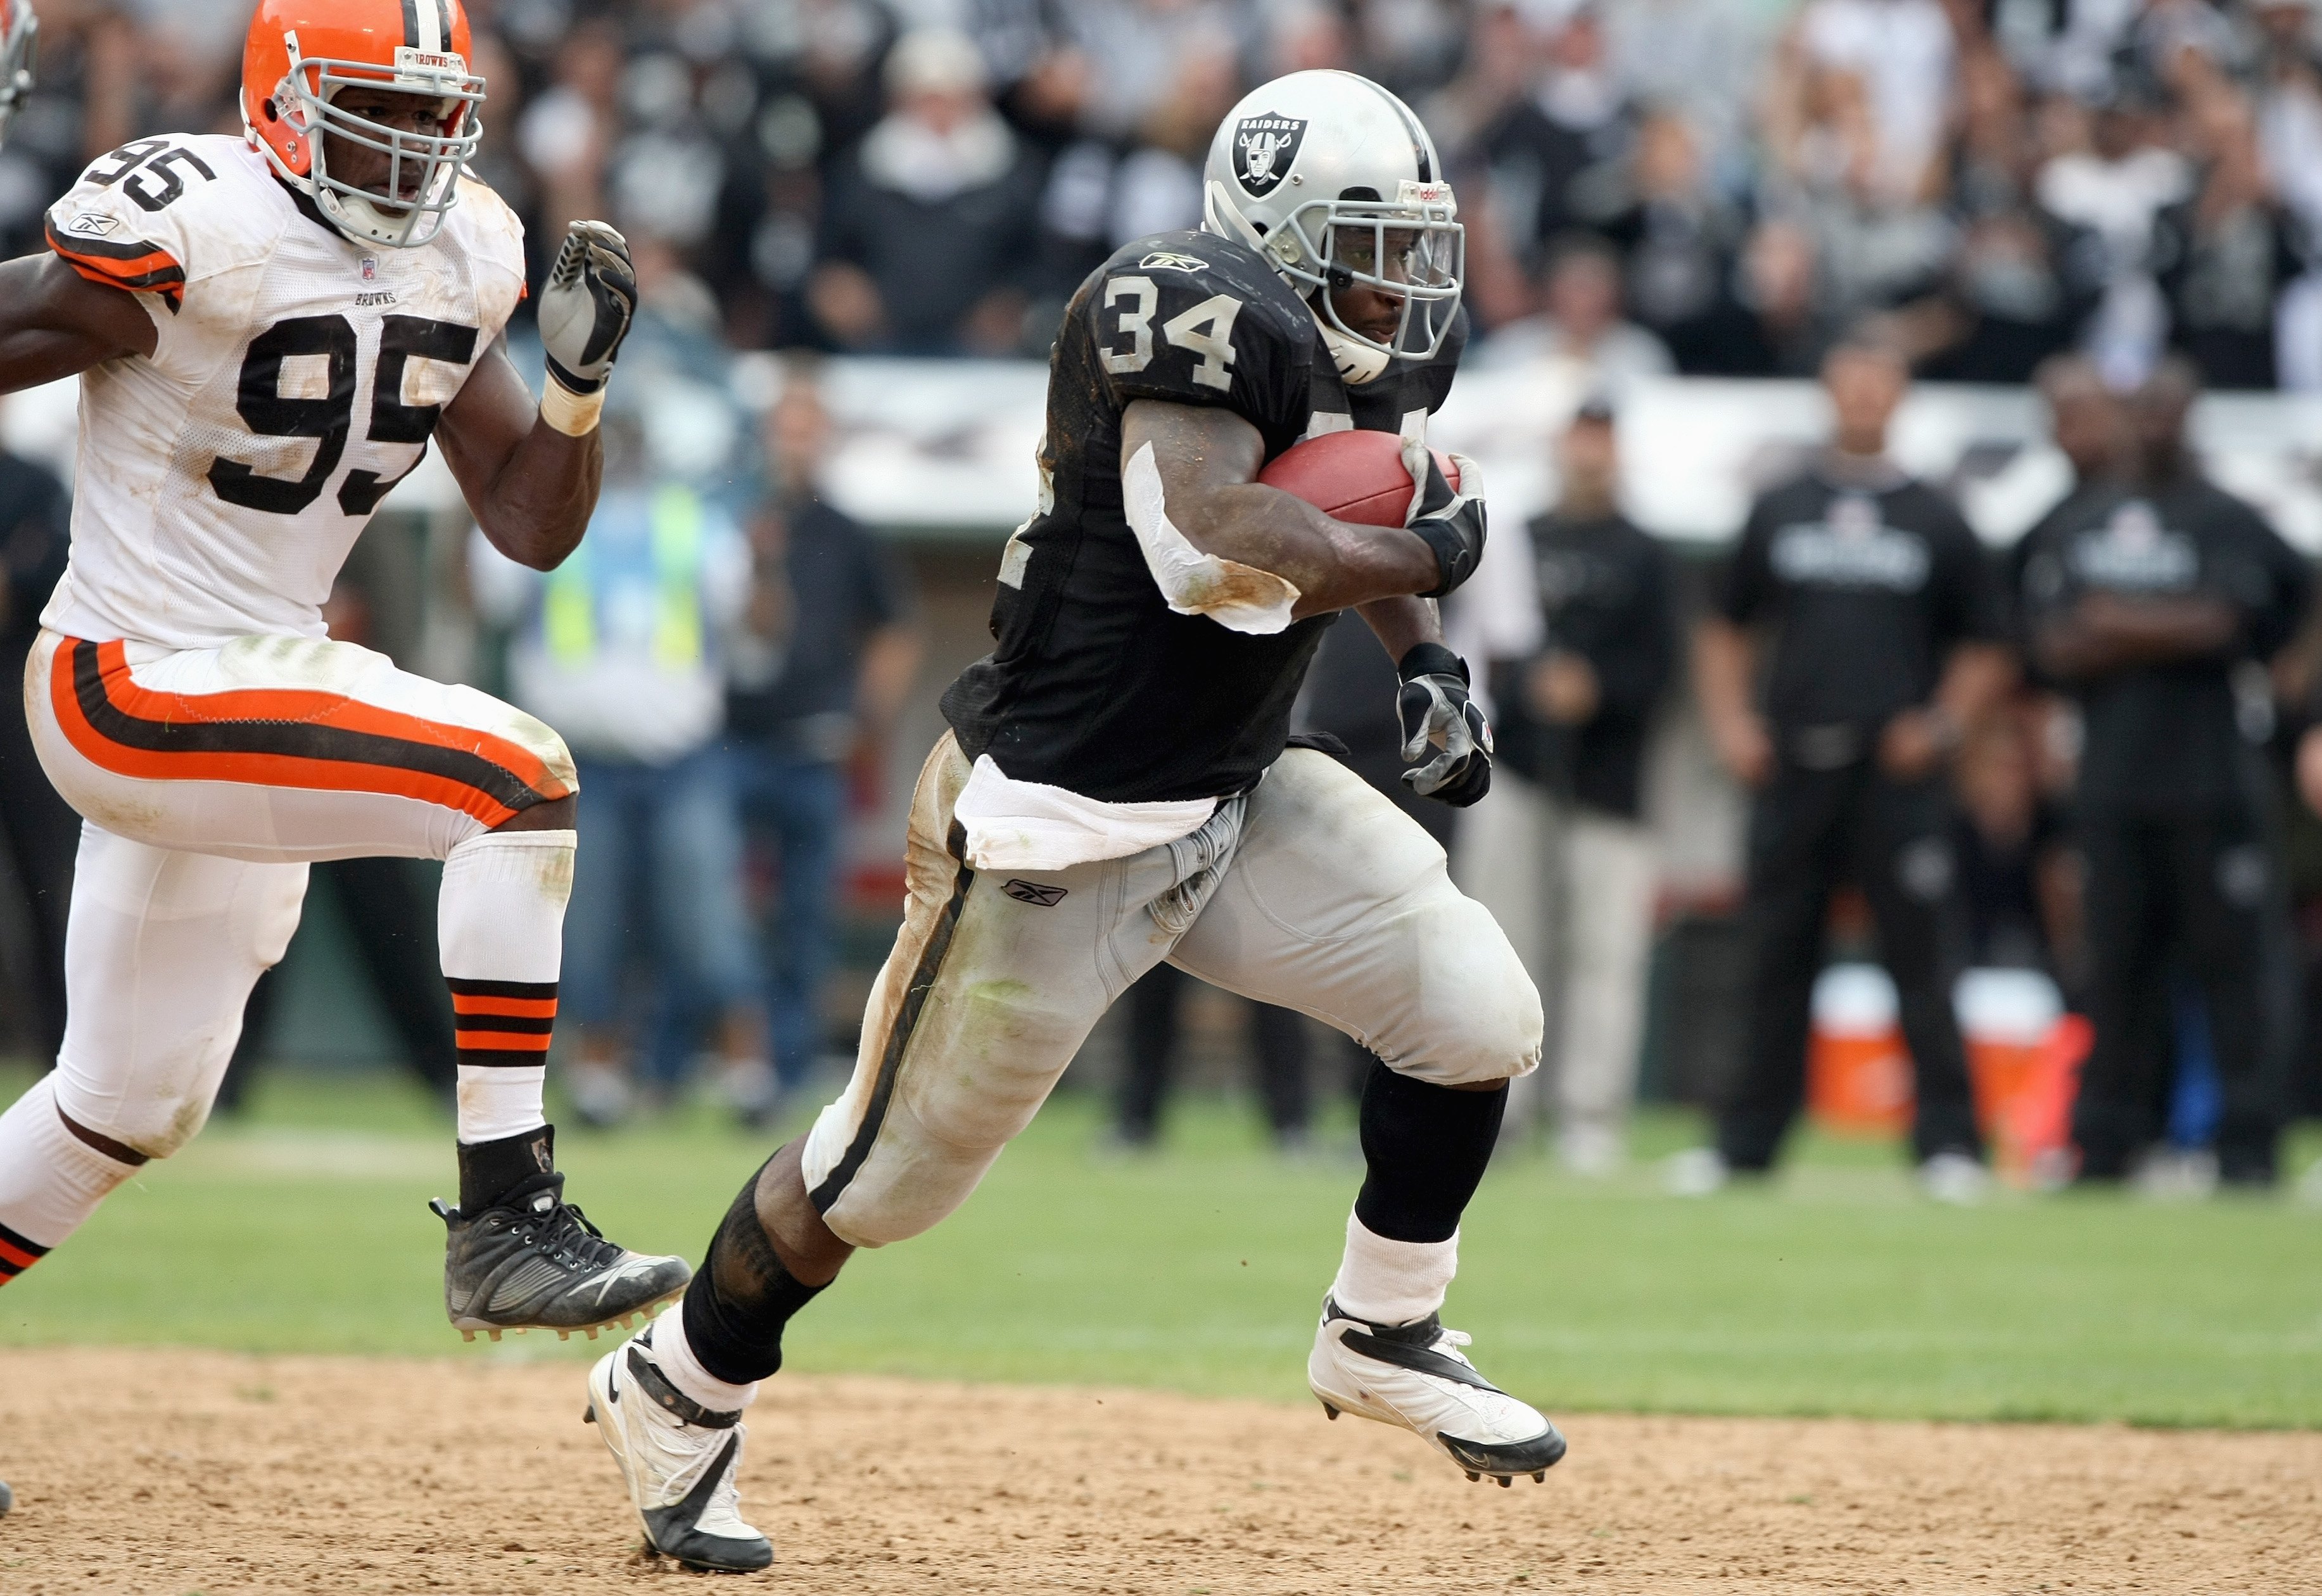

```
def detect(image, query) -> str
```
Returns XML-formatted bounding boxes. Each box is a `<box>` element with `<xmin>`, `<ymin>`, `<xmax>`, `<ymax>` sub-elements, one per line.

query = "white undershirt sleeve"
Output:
<box><xmin>1122</xmin><ymin>441</ymin><xmax>1300</xmax><ymax>636</ymax></box>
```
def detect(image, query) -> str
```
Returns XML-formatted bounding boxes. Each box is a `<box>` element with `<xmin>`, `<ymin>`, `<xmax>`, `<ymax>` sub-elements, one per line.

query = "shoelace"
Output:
<box><xmin>703</xmin><ymin>1443</ymin><xmax>750</xmax><ymax>1528</ymax></box>
<box><xmin>507</xmin><ymin>1200</ymin><xmax>626</xmax><ymax>1271</ymax></box>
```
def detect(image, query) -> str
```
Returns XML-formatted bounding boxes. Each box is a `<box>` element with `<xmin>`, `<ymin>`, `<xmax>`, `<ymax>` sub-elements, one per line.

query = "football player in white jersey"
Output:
<box><xmin>0</xmin><ymin>0</ymin><xmax>692</xmax><ymax>1343</ymax></box>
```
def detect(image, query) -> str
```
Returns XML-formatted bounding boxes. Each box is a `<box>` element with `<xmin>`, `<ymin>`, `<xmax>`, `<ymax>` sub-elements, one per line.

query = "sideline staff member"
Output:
<box><xmin>2016</xmin><ymin>358</ymin><xmax>2311</xmax><ymax>1186</ymax></box>
<box><xmin>1492</xmin><ymin>399</ymin><xmax>1678</xmax><ymax>1174</ymax></box>
<box><xmin>1680</xmin><ymin>336</ymin><xmax>2012</xmax><ymax>1197</ymax></box>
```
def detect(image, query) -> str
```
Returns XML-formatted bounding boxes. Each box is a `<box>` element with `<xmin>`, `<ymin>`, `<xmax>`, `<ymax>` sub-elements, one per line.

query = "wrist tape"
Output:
<box><xmin>540</xmin><ymin>376</ymin><xmax>606</xmax><ymax>438</ymax></box>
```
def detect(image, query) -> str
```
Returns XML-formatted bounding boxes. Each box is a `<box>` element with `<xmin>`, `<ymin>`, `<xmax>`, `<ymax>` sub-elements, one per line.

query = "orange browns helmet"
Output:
<box><xmin>241</xmin><ymin>0</ymin><xmax>484</xmax><ymax>249</ymax></box>
<box><xmin>0</xmin><ymin>0</ymin><xmax>35</xmax><ymax>149</ymax></box>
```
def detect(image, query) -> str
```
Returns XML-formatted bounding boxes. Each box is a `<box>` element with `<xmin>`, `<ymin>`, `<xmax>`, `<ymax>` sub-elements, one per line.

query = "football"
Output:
<box><xmin>1257</xmin><ymin>429</ymin><xmax>1460</xmax><ymax>528</ymax></box>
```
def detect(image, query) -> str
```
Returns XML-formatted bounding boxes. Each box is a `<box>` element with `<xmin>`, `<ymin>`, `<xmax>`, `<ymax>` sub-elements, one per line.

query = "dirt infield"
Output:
<box><xmin>1</xmin><ymin>1349</ymin><xmax>2316</xmax><ymax>1594</ymax></box>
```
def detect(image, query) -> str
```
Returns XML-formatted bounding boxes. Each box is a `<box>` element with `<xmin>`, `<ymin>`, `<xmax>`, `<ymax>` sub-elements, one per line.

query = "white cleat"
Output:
<box><xmin>1918</xmin><ymin>1150</ymin><xmax>1991</xmax><ymax>1206</ymax></box>
<box><xmin>1664</xmin><ymin>1146</ymin><xmax>1730</xmax><ymax>1196</ymax></box>
<box><xmin>1307</xmin><ymin>1296</ymin><xmax>1566</xmax><ymax>1484</ymax></box>
<box><xmin>585</xmin><ymin>1330</ymin><xmax>773</xmax><ymax>1573</ymax></box>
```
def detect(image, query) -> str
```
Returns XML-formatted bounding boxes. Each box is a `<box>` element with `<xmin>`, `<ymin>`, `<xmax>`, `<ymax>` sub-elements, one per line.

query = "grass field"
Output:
<box><xmin>3</xmin><ymin>1065</ymin><xmax>2319</xmax><ymax>1431</ymax></box>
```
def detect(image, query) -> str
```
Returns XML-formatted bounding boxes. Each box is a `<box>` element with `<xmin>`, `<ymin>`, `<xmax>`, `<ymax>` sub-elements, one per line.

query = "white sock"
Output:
<box><xmin>1329</xmin><ymin>1210</ymin><xmax>1458</xmax><ymax>1326</ymax></box>
<box><xmin>653</xmin><ymin>1305</ymin><xmax>760</xmax><ymax>1414</ymax></box>
<box><xmin>0</xmin><ymin>1075</ymin><xmax>143</xmax><ymax>1282</ymax></box>
<box><xmin>439</xmin><ymin>830</ymin><xmax>573</xmax><ymax>1144</ymax></box>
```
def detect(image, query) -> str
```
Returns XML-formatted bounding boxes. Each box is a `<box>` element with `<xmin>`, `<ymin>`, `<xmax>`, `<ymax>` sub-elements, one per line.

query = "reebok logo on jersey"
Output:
<box><xmin>1234</xmin><ymin>115</ymin><xmax>1307</xmax><ymax>198</ymax></box>
<box><xmin>1002</xmin><ymin>880</ymin><xmax>1069</xmax><ymax>908</ymax></box>
<box><xmin>1139</xmin><ymin>251</ymin><xmax>1207</xmax><ymax>274</ymax></box>
<box><xmin>65</xmin><ymin>212</ymin><xmax>120</xmax><ymax>237</ymax></box>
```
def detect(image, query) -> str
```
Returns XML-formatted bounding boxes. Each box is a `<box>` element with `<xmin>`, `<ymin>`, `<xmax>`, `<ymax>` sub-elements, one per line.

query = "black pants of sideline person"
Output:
<box><xmin>215</xmin><ymin>857</ymin><xmax>459</xmax><ymax>1113</ymax></box>
<box><xmin>2074</xmin><ymin>804</ymin><xmax>2283</xmax><ymax>1182</ymax></box>
<box><xmin>1716</xmin><ymin>759</ymin><xmax>1983</xmax><ymax>1170</ymax></box>
<box><xmin>0</xmin><ymin>636</ymin><xmax>79</xmax><ymax>1067</ymax></box>
<box><xmin>1116</xmin><ymin>962</ymin><xmax>1311</xmax><ymax>1147</ymax></box>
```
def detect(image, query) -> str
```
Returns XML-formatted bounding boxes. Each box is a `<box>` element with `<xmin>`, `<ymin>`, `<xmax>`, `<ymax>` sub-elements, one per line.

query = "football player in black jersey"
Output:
<box><xmin>584</xmin><ymin>70</ymin><xmax>1561</xmax><ymax>1571</ymax></box>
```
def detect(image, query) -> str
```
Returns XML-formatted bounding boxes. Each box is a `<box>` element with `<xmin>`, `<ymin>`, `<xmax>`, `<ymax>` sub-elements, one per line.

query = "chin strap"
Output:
<box><xmin>1315</xmin><ymin>315</ymin><xmax>1391</xmax><ymax>385</ymax></box>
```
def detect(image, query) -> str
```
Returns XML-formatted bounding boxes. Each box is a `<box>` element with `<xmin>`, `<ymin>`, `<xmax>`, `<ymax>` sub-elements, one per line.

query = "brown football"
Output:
<box><xmin>1256</xmin><ymin>429</ymin><xmax>1459</xmax><ymax>528</ymax></box>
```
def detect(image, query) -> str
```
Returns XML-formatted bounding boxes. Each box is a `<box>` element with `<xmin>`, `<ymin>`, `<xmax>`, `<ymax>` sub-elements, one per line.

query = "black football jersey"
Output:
<box><xmin>1718</xmin><ymin>467</ymin><xmax>2003</xmax><ymax>738</ymax></box>
<box><xmin>2010</xmin><ymin>476</ymin><xmax>2311</xmax><ymax>811</ymax></box>
<box><xmin>941</xmin><ymin>229</ymin><xmax>1468</xmax><ymax>802</ymax></box>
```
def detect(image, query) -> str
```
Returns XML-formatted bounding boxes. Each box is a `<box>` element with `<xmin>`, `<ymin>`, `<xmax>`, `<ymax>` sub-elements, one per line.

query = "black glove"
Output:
<box><xmin>1403</xmin><ymin>445</ymin><xmax>1487</xmax><ymax>599</ymax></box>
<box><xmin>538</xmin><ymin>220</ymin><xmax>637</xmax><ymax>397</ymax></box>
<box><xmin>1395</xmin><ymin>642</ymin><xmax>1493</xmax><ymax>806</ymax></box>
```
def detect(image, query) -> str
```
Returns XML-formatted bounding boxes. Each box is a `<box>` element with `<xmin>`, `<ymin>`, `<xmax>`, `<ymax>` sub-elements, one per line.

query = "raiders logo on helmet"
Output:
<box><xmin>1234</xmin><ymin>113</ymin><xmax>1306</xmax><ymax>198</ymax></box>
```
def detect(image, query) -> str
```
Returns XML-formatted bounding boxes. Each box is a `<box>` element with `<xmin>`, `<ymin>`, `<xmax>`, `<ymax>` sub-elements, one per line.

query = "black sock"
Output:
<box><xmin>1351</xmin><ymin>1059</ymin><xmax>1507</xmax><ymax>1244</ymax></box>
<box><xmin>680</xmin><ymin>1156</ymin><xmax>828</xmax><ymax>1388</ymax></box>
<box><xmin>457</xmin><ymin>1124</ymin><xmax>555</xmax><ymax>1213</ymax></box>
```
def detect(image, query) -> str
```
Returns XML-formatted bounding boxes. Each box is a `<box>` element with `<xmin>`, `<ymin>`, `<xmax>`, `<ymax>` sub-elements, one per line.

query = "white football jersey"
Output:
<box><xmin>40</xmin><ymin>133</ymin><xmax>527</xmax><ymax>649</ymax></box>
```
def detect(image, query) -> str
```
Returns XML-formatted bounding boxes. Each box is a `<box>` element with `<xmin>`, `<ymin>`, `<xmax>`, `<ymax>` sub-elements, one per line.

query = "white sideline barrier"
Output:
<box><xmin>10</xmin><ymin>362</ymin><xmax>2322</xmax><ymax>550</ymax></box>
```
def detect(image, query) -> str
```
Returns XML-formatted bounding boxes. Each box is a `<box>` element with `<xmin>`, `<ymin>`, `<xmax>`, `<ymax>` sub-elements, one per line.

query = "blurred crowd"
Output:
<box><xmin>11</xmin><ymin>0</ymin><xmax>2322</xmax><ymax>1191</ymax></box>
<box><xmin>8</xmin><ymin>0</ymin><xmax>2322</xmax><ymax>386</ymax></box>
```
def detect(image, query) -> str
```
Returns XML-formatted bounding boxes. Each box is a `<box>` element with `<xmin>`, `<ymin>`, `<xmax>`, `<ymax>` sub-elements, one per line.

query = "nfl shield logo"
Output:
<box><xmin>1234</xmin><ymin>114</ymin><xmax>1308</xmax><ymax>198</ymax></box>
<box><xmin>359</xmin><ymin>256</ymin><xmax>379</xmax><ymax>283</ymax></box>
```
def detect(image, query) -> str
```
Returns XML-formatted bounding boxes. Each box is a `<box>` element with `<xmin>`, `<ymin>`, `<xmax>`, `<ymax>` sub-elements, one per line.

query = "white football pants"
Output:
<box><xmin>20</xmin><ymin>631</ymin><xmax>575</xmax><ymax>1158</ymax></box>
<box><xmin>802</xmin><ymin>734</ymin><xmax>1542</xmax><ymax>1248</ymax></box>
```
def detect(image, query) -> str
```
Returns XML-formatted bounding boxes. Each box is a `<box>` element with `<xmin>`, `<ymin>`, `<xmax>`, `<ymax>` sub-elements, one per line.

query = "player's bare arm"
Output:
<box><xmin>1357</xmin><ymin>593</ymin><xmax>1441</xmax><ymax>662</ymax></box>
<box><xmin>1695</xmin><ymin>616</ymin><xmax>1774</xmax><ymax>787</ymax></box>
<box><xmin>0</xmin><ymin>252</ymin><xmax>156</xmax><ymax>391</ymax></box>
<box><xmin>436</xmin><ymin>339</ymin><xmax>602</xmax><ymax>573</ymax></box>
<box><xmin>1120</xmin><ymin>398</ymin><xmax>1439</xmax><ymax>618</ymax></box>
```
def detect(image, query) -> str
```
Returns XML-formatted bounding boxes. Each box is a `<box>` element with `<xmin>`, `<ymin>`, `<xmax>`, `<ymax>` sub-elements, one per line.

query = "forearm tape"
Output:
<box><xmin>680</xmin><ymin>1156</ymin><xmax>828</xmax><ymax>1386</ymax></box>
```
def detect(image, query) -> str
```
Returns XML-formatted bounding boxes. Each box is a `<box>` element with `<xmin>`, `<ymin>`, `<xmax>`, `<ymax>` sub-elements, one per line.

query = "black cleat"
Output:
<box><xmin>433</xmin><ymin>1172</ymin><xmax>689</xmax><ymax>1341</ymax></box>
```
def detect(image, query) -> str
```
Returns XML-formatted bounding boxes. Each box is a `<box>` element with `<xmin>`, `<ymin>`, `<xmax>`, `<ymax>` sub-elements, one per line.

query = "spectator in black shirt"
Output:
<box><xmin>1682</xmin><ymin>218</ymin><xmax>1832</xmax><ymax>379</ymax></box>
<box><xmin>0</xmin><ymin>429</ymin><xmax>74</xmax><ymax>1067</ymax></box>
<box><xmin>1678</xmin><ymin>337</ymin><xmax>2014</xmax><ymax>1199</ymax></box>
<box><xmin>1895</xmin><ymin>208</ymin><xmax>2106</xmax><ymax>386</ymax></box>
<box><xmin>725</xmin><ymin>370</ymin><xmax>922</xmax><ymax>1099</ymax></box>
<box><xmin>2013</xmin><ymin>358</ymin><xmax>2312</xmax><ymax>1184</ymax></box>
<box><xmin>809</xmin><ymin>29</ymin><xmax>1043</xmax><ymax>355</ymax></box>
<box><xmin>2151</xmin><ymin>89</ymin><xmax>2303</xmax><ymax>391</ymax></box>
<box><xmin>1469</xmin><ymin>5</ymin><xmax>1636</xmax><ymax>277</ymax></box>
<box><xmin>1488</xmin><ymin>401</ymin><xmax>1678</xmax><ymax>1173</ymax></box>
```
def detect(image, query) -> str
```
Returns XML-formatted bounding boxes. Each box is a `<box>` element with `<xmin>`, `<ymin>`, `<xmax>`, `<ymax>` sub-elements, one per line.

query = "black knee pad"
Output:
<box><xmin>681</xmin><ymin>1156</ymin><xmax>827</xmax><ymax>1386</ymax></box>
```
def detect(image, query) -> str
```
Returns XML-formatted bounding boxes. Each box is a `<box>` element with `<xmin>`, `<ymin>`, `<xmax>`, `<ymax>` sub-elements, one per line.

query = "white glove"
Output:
<box><xmin>537</xmin><ymin>220</ymin><xmax>635</xmax><ymax>432</ymax></box>
<box><xmin>1400</xmin><ymin>440</ymin><xmax>1487</xmax><ymax>598</ymax></box>
<box><xmin>1395</xmin><ymin>642</ymin><xmax>1494</xmax><ymax>806</ymax></box>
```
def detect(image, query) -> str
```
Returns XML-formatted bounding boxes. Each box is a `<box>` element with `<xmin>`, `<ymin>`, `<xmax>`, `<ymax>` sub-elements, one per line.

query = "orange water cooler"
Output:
<box><xmin>1806</xmin><ymin>964</ymin><xmax>1913</xmax><ymax>1136</ymax></box>
<box><xmin>1806</xmin><ymin>963</ymin><xmax>2088</xmax><ymax>1179</ymax></box>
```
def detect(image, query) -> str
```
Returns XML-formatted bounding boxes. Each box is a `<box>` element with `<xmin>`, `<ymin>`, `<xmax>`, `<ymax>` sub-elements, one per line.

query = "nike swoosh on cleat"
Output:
<box><xmin>1338</xmin><ymin>1326</ymin><xmax>1504</xmax><ymax>1392</ymax></box>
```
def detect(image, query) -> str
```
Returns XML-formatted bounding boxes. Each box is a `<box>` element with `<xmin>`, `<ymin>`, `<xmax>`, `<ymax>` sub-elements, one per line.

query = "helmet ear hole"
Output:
<box><xmin>1338</xmin><ymin>186</ymin><xmax>1381</xmax><ymax>203</ymax></box>
<box><xmin>263</xmin><ymin>97</ymin><xmax>279</xmax><ymax>123</ymax></box>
